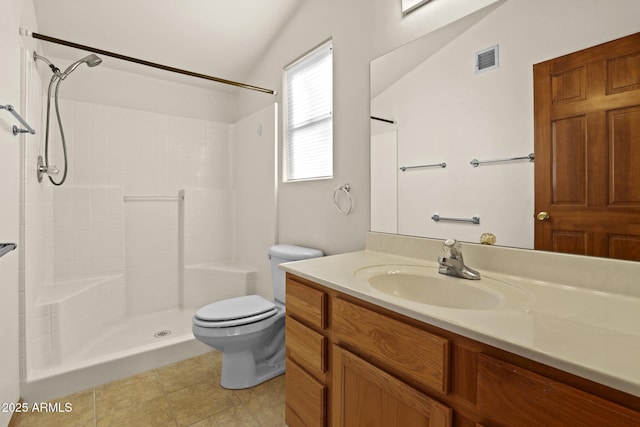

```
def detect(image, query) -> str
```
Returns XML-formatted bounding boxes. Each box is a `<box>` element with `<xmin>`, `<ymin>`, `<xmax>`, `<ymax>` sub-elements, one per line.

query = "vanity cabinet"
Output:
<box><xmin>284</xmin><ymin>273</ymin><xmax>640</xmax><ymax>427</ymax></box>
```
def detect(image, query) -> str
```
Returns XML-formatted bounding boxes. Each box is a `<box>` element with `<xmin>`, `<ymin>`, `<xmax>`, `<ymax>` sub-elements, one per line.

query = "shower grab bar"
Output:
<box><xmin>123</xmin><ymin>196</ymin><xmax>184</xmax><ymax>202</ymax></box>
<box><xmin>431</xmin><ymin>214</ymin><xmax>480</xmax><ymax>224</ymax></box>
<box><xmin>470</xmin><ymin>153</ymin><xmax>534</xmax><ymax>167</ymax></box>
<box><xmin>0</xmin><ymin>243</ymin><xmax>17</xmax><ymax>258</ymax></box>
<box><xmin>0</xmin><ymin>104</ymin><xmax>36</xmax><ymax>136</ymax></box>
<box><xmin>400</xmin><ymin>162</ymin><xmax>446</xmax><ymax>171</ymax></box>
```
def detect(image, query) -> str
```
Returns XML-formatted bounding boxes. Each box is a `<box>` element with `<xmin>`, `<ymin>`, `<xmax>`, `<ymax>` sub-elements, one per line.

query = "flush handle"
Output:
<box><xmin>536</xmin><ymin>211</ymin><xmax>550</xmax><ymax>221</ymax></box>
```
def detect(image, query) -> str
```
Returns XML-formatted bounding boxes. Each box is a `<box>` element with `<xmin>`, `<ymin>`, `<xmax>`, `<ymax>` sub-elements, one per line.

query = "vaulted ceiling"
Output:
<box><xmin>32</xmin><ymin>0</ymin><xmax>305</xmax><ymax>90</ymax></box>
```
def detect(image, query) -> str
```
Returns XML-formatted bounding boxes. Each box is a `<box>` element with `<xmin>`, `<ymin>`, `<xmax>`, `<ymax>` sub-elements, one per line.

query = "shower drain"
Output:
<box><xmin>154</xmin><ymin>330</ymin><xmax>172</xmax><ymax>338</ymax></box>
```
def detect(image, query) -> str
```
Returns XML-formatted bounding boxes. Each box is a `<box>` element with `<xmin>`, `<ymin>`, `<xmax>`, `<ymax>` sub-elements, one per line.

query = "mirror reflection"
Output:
<box><xmin>370</xmin><ymin>0</ymin><xmax>639</xmax><ymax>253</ymax></box>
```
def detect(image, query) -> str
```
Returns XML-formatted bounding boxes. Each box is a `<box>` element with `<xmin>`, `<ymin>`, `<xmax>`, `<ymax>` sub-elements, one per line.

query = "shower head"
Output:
<box><xmin>60</xmin><ymin>54</ymin><xmax>103</xmax><ymax>79</ymax></box>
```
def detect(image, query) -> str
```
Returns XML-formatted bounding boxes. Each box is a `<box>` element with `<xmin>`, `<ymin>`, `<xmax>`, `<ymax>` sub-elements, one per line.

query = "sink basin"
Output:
<box><xmin>354</xmin><ymin>265</ymin><xmax>532</xmax><ymax>310</ymax></box>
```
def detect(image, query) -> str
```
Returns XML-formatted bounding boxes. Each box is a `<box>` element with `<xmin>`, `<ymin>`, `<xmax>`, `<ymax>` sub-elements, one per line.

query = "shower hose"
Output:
<box><xmin>43</xmin><ymin>74</ymin><xmax>68</xmax><ymax>186</ymax></box>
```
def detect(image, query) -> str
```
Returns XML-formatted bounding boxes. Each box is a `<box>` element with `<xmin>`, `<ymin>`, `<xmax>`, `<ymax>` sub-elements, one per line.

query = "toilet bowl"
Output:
<box><xmin>192</xmin><ymin>295</ymin><xmax>286</xmax><ymax>389</ymax></box>
<box><xmin>192</xmin><ymin>245</ymin><xmax>323</xmax><ymax>389</ymax></box>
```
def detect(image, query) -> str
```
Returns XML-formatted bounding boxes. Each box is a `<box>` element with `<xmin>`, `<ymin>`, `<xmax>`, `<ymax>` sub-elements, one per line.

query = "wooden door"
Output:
<box><xmin>534</xmin><ymin>32</ymin><xmax>640</xmax><ymax>261</ymax></box>
<box><xmin>331</xmin><ymin>345</ymin><xmax>452</xmax><ymax>427</ymax></box>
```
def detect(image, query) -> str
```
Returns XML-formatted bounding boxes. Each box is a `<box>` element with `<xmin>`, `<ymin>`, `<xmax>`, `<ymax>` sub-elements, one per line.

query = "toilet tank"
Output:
<box><xmin>269</xmin><ymin>244</ymin><xmax>323</xmax><ymax>304</ymax></box>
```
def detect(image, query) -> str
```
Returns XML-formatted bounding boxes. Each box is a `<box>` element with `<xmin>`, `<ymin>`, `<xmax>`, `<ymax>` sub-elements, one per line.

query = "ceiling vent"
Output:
<box><xmin>475</xmin><ymin>45</ymin><xmax>499</xmax><ymax>74</ymax></box>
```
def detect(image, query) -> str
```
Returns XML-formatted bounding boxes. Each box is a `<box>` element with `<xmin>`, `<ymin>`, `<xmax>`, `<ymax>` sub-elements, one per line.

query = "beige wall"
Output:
<box><xmin>236</xmin><ymin>0</ymin><xmax>503</xmax><ymax>255</ymax></box>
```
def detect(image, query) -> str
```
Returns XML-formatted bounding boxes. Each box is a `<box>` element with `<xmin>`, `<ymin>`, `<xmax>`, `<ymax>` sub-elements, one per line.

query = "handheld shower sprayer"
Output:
<box><xmin>33</xmin><ymin>51</ymin><xmax>102</xmax><ymax>185</ymax></box>
<box><xmin>60</xmin><ymin>54</ymin><xmax>103</xmax><ymax>79</ymax></box>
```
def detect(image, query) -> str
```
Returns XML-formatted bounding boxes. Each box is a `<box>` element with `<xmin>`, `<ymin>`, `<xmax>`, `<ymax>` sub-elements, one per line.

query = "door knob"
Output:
<box><xmin>536</xmin><ymin>211</ymin><xmax>550</xmax><ymax>221</ymax></box>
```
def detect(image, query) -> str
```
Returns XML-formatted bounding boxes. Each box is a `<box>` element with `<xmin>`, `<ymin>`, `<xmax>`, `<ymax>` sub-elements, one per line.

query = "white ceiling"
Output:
<box><xmin>32</xmin><ymin>0</ymin><xmax>305</xmax><ymax>91</ymax></box>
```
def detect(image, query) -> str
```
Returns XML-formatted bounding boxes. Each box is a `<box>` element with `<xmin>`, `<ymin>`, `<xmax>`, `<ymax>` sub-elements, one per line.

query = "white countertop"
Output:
<box><xmin>280</xmin><ymin>248</ymin><xmax>640</xmax><ymax>398</ymax></box>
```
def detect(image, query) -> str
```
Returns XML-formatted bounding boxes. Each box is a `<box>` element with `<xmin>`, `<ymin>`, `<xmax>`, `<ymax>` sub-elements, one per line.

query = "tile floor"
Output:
<box><xmin>13</xmin><ymin>351</ymin><xmax>285</xmax><ymax>427</ymax></box>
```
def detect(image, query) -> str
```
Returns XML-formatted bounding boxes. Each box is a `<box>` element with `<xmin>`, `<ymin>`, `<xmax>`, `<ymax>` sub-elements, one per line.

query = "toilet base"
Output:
<box><xmin>220</xmin><ymin>348</ymin><xmax>285</xmax><ymax>389</ymax></box>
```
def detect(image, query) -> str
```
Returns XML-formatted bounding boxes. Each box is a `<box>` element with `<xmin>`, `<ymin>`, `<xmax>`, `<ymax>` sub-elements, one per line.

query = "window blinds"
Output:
<box><xmin>284</xmin><ymin>41</ymin><xmax>333</xmax><ymax>181</ymax></box>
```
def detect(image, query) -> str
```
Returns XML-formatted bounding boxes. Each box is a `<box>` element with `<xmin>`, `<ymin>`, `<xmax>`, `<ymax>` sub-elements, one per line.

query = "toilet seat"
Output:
<box><xmin>194</xmin><ymin>295</ymin><xmax>278</xmax><ymax>328</ymax></box>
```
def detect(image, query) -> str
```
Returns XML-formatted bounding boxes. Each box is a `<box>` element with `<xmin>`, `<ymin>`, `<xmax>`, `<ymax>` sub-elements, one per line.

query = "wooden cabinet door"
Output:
<box><xmin>332</xmin><ymin>345</ymin><xmax>452</xmax><ymax>427</ymax></box>
<box><xmin>534</xmin><ymin>31</ymin><xmax>640</xmax><ymax>260</ymax></box>
<box><xmin>477</xmin><ymin>354</ymin><xmax>640</xmax><ymax>427</ymax></box>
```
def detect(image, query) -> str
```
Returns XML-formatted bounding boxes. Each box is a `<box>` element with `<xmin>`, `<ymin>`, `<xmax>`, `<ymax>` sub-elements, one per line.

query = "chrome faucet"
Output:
<box><xmin>437</xmin><ymin>239</ymin><xmax>481</xmax><ymax>280</ymax></box>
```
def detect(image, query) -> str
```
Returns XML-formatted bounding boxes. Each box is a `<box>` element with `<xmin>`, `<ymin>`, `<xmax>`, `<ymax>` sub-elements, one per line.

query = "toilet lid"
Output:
<box><xmin>195</xmin><ymin>295</ymin><xmax>276</xmax><ymax>322</ymax></box>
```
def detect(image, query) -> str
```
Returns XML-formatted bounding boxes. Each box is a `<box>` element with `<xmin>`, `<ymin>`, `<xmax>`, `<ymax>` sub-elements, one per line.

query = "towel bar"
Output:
<box><xmin>470</xmin><ymin>153</ymin><xmax>534</xmax><ymax>167</ymax></box>
<box><xmin>431</xmin><ymin>215</ymin><xmax>480</xmax><ymax>224</ymax></box>
<box><xmin>0</xmin><ymin>104</ymin><xmax>36</xmax><ymax>135</ymax></box>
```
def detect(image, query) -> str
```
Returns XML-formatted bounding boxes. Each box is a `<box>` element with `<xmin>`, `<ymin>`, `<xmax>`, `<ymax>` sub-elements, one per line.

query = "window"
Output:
<box><xmin>284</xmin><ymin>40</ymin><xmax>333</xmax><ymax>181</ymax></box>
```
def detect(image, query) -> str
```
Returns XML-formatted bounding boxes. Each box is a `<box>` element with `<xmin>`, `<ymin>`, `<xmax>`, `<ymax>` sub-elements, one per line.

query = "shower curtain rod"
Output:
<box><xmin>30</xmin><ymin>32</ymin><xmax>276</xmax><ymax>95</ymax></box>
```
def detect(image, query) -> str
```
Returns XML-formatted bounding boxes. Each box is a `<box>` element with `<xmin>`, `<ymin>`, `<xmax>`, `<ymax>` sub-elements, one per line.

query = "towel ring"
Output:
<box><xmin>333</xmin><ymin>183</ymin><xmax>353</xmax><ymax>215</ymax></box>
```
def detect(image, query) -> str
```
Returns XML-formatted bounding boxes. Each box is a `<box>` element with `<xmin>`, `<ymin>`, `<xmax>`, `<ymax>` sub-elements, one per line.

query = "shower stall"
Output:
<box><xmin>19</xmin><ymin>45</ymin><xmax>277</xmax><ymax>401</ymax></box>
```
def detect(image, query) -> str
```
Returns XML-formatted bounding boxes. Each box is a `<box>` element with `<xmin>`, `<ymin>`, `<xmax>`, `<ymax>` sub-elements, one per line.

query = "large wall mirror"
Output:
<box><xmin>370</xmin><ymin>0</ymin><xmax>640</xmax><ymax>256</ymax></box>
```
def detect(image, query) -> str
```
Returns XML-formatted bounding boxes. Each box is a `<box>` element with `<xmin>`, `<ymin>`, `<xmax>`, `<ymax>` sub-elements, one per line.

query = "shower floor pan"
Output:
<box><xmin>22</xmin><ymin>308</ymin><xmax>210</xmax><ymax>402</ymax></box>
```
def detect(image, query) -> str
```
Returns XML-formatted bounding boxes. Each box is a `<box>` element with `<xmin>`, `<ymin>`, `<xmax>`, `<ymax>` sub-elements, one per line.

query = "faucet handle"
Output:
<box><xmin>443</xmin><ymin>239</ymin><xmax>462</xmax><ymax>258</ymax></box>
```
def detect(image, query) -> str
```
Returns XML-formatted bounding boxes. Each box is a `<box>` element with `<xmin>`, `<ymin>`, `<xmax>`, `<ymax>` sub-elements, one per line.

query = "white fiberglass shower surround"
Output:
<box><xmin>20</xmin><ymin>45</ymin><xmax>277</xmax><ymax>400</ymax></box>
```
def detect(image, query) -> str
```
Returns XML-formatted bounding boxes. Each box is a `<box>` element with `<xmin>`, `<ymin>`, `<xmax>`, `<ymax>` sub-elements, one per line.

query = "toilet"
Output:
<box><xmin>192</xmin><ymin>244</ymin><xmax>323</xmax><ymax>389</ymax></box>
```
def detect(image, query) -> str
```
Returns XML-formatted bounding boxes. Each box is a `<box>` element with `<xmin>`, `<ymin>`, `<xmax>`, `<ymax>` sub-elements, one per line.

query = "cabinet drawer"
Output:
<box><xmin>286</xmin><ymin>316</ymin><xmax>328</xmax><ymax>379</ymax></box>
<box><xmin>286</xmin><ymin>359</ymin><xmax>327</xmax><ymax>427</ymax></box>
<box><xmin>286</xmin><ymin>276</ymin><xmax>327</xmax><ymax>329</ymax></box>
<box><xmin>477</xmin><ymin>354</ymin><xmax>640</xmax><ymax>426</ymax></box>
<box><xmin>333</xmin><ymin>297</ymin><xmax>450</xmax><ymax>394</ymax></box>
